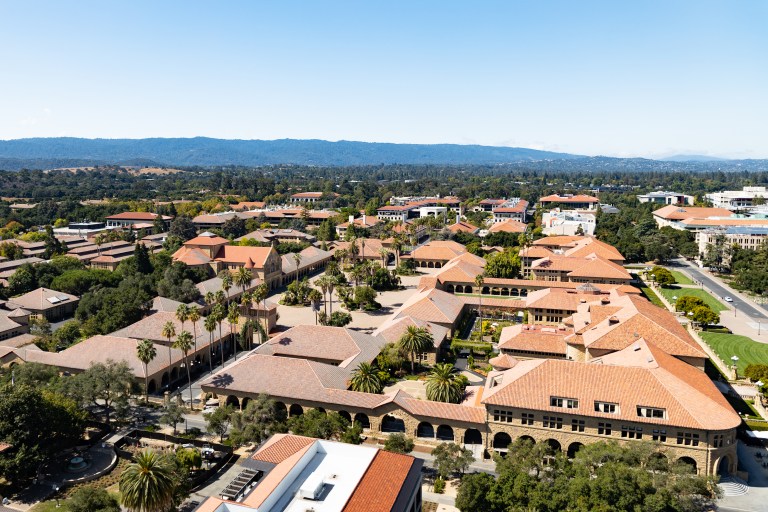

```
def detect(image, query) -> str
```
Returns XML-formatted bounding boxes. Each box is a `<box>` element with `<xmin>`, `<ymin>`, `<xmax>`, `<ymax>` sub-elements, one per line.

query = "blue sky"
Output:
<box><xmin>1</xmin><ymin>1</ymin><xmax>766</xmax><ymax>158</ymax></box>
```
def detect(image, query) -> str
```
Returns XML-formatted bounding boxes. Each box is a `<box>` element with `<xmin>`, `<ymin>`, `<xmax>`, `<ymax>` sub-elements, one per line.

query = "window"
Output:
<box><xmin>676</xmin><ymin>432</ymin><xmax>700</xmax><ymax>446</ymax></box>
<box><xmin>621</xmin><ymin>426</ymin><xmax>642</xmax><ymax>439</ymax></box>
<box><xmin>637</xmin><ymin>406</ymin><xmax>666</xmax><ymax>419</ymax></box>
<box><xmin>594</xmin><ymin>401</ymin><xmax>618</xmax><ymax>414</ymax></box>
<box><xmin>521</xmin><ymin>413</ymin><xmax>534</xmax><ymax>425</ymax></box>
<box><xmin>713</xmin><ymin>434</ymin><xmax>724</xmax><ymax>448</ymax></box>
<box><xmin>493</xmin><ymin>409</ymin><xmax>513</xmax><ymax>423</ymax></box>
<box><xmin>550</xmin><ymin>397</ymin><xmax>579</xmax><ymax>409</ymax></box>
<box><xmin>571</xmin><ymin>419</ymin><xmax>585</xmax><ymax>432</ymax></box>
<box><xmin>543</xmin><ymin>416</ymin><xmax>563</xmax><ymax>429</ymax></box>
<box><xmin>598</xmin><ymin>422</ymin><xmax>612</xmax><ymax>435</ymax></box>
<box><xmin>652</xmin><ymin>429</ymin><xmax>667</xmax><ymax>442</ymax></box>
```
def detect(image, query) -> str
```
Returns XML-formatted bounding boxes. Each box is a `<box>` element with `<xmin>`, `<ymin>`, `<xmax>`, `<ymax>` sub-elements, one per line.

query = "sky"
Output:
<box><xmin>0</xmin><ymin>1</ymin><xmax>766</xmax><ymax>158</ymax></box>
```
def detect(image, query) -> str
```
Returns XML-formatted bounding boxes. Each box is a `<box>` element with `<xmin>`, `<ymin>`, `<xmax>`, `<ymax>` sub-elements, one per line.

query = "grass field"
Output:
<box><xmin>667</xmin><ymin>269</ymin><xmax>694</xmax><ymax>285</ymax></box>
<box><xmin>658</xmin><ymin>286</ymin><xmax>728</xmax><ymax>313</ymax></box>
<box><xmin>699</xmin><ymin>331</ymin><xmax>768</xmax><ymax>373</ymax></box>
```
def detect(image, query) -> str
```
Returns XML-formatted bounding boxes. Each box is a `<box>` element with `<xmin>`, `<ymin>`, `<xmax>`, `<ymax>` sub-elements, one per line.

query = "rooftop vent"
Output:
<box><xmin>608</xmin><ymin>316</ymin><xmax>619</xmax><ymax>324</ymax></box>
<box><xmin>633</xmin><ymin>343</ymin><xmax>641</xmax><ymax>351</ymax></box>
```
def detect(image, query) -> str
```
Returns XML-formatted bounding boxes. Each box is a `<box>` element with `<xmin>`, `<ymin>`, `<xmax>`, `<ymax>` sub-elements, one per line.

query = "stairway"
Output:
<box><xmin>718</xmin><ymin>476</ymin><xmax>749</xmax><ymax>497</ymax></box>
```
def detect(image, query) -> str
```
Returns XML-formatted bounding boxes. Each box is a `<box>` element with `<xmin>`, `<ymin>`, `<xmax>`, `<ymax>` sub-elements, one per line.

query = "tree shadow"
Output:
<box><xmin>210</xmin><ymin>373</ymin><xmax>234</xmax><ymax>388</ymax></box>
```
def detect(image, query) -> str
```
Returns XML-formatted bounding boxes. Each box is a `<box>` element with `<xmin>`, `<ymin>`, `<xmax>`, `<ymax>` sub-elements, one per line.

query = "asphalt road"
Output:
<box><xmin>674</xmin><ymin>259</ymin><xmax>768</xmax><ymax>320</ymax></box>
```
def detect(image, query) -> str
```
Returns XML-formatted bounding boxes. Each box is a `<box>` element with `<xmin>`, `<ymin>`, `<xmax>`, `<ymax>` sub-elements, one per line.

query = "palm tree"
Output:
<box><xmin>349</xmin><ymin>362</ymin><xmax>383</xmax><ymax>394</ymax></box>
<box><xmin>204</xmin><ymin>291</ymin><xmax>216</xmax><ymax>309</ymax></box>
<box><xmin>212</xmin><ymin>303</ymin><xmax>226</xmax><ymax>366</ymax></box>
<box><xmin>336</xmin><ymin>248</ymin><xmax>348</xmax><ymax>269</ymax></box>
<box><xmin>349</xmin><ymin>238</ymin><xmax>359</xmax><ymax>264</ymax></box>
<box><xmin>327</xmin><ymin>278</ymin><xmax>336</xmax><ymax>315</ymax></box>
<box><xmin>397</xmin><ymin>325</ymin><xmax>434</xmax><ymax>374</ymax></box>
<box><xmin>474</xmin><ymin>274</ymin><xmax>485</xmax><ymax>339</ymax></box>
<box><xmin>292</xmin><ymin>253</ymin><xmax>302</xmax><ymax>287</ymax></box>
<box><xmin>188</xmin><ymin>307</ymin><xmax>200</xmax><ymax>353</ymax></box>
<box><xmin>239</xmin><ymin>291</ymin><xmax>253</xmax><ymax>349</ymax></box>
<box><xmin>173</xmin><ymin>331</ymin><xmax>195</xmax><ymax>409</ymax></box>
<box><xmin>219</xmin><ymin>269</ymin><xmax>233</xmax><ymax>305</ymax></box>
<box><xmin>392</xmin><ymin>238</ymin><xmax>403</xmax><ymax>267</ymax></box>
<box><xmin>426</xmin><ymin>363</ymin><xmax>464</xmax><ymax>403</ymax></box>
<box><xmin>204</xmin><ymin>314</ymin><xmax>216</xmax><ymax>373</ymax></box>
<box><xmin>227</xmin><ymin>303</ymin><xmax>240</xmax><ymax>360</ymax></box>
<box><xmin>161</xmin><ymin>321</ymin><xmax>176</xmax><ymax>376</ymax></box>
<box><xmin>215</xmin><ymin>290</ymin><xmax>226</xmax><ymax>306</ymax></box>
<box><xmin>136</xmin><ymin>339</ymin><xmax>156</xmax><ymax>404</ymax></box>
<box><xmin>175</xmin><ymin>304</ymin><xmax>189</xmax><ymax>334</ymax></box>
<box><xmin>379</xmin><ymin>248</ymin><xmax>390</xmax><ymax>268</ymax></box>
<box><xmin>233</xmin><ymin>267</ymin><xmax>253</xmax><ymax>296</ymax></box>
<box><xmin>253</xmin><ymin>283</ymin><xmax>269</xmax><ymax>343</ymax></box>
<box><xmin>316</xmin><ymin>276</ymin><xmax>330</xmax><ymax>316</ymax></box>
<box><xmin>307</xmin><ymin>288</ymin><xmax>323</xmax><ymax>324</ymax></box>
<box><xmin>94</xmin><ymin>233</ymin><xmax>105</xmax><ymax>256</ymax></box>
<box><xmin>119</xmin><ymin>449</ymin><xmax>176</xmax><ymax>512</ymax></box>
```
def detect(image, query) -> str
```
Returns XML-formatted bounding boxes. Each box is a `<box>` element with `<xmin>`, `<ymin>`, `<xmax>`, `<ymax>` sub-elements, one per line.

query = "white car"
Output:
<box><xmin>724</xmin><ymin>296</ymin><xmax>733</xmax><ymax>302</ymax></box>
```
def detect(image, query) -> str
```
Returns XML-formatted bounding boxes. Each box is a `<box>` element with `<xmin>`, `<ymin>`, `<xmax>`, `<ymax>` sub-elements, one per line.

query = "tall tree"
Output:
<box><xmin>474</xmin><ymin>274</ymin><xmax>485</xmax><ymax>337</ymax></box>
<box><xmin>227</xmin><ymin>303</ymin><xmax>240</xmax><ymax>360</ymax></box>
<box><xmin>175</xmin><ymin>304</ymin><xmax>190</xmax><ymax>335</ymax></box>
<box><xmin>219</xmin><ymin>270</ymin><xmax>233</xmax><ymax>305</ymax></box>
<box><xmin>188</xmin><ymin>306</ymin><xmax>200</xmax><ymax>353</ymax></box>
<box><xmin>397</xmin><ymin>325</ymin><xmax>433</xmax><ymax>374</ymax></box>
<box><xmin>213</xmin><ymin>303</ymin><xmax>226</xmax><ymax>366</ymax></box>
<box><xmin>204</xmin><ymin>314</ymin><xmax>216</xmax><ymax>373</ymax></box>
<box><xmin>136</xmin><ymin>338</ymin><xmax>157</xmax><ymax>404</ymax></box>
<box><xmin>173</xmin><ymin>331</ymin><xmax>195</xmax><ymax>409</ymax></box>
<box><xmin>161</xmin><ymin>321</ymin><xmax>176</xmax><ymax>376</ymax></box>
<box><xmin>119</xmin><ymin>449</ymin><xmax>177</xmax><ymax>512</ymax></box>
<box><xmin>349</xmin><ymin>362</ymin><xmax>383</xmax><ymax>394</ymax></box>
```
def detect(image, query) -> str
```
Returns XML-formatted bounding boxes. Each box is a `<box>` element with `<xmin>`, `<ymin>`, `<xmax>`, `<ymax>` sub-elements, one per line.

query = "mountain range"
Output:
<box><xmin>0</xmin><ymin>137</ymin><xmax>764</xmax><ymax>171</ymax></box>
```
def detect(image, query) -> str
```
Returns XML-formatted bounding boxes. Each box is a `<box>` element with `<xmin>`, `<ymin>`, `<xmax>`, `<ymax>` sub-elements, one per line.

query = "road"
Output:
<box><xmin>674</xmin><ymin>259</ymin><xmax>768</xmax><ymax>321</ymax></box>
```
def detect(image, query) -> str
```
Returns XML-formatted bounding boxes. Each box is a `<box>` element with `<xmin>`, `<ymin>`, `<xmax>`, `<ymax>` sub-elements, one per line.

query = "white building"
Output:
<box><xmin>637</xmin><ymin>191</ymin><xmax>694</xmax><ymax>206</ymax></box>
<box><xmin>706</xmin><ymin>187</ymin><xmax>768</xmax><ymax>210</ymax></box>
<box><xmin>542</xmin><ymin>209</ymin><xmax>596</xmax><ymax>236</ymax></box>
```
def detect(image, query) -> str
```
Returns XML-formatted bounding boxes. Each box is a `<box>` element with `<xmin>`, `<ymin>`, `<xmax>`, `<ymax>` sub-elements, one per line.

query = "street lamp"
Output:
<box><xmin>53</xmin><ymin>485</ymin><xmax>60</xmax><ymax>508</ymax></box>
<box><xmin>731</xmin><ymin>355</ymin><xmax>740</xmax><ymax>380</ymax></box>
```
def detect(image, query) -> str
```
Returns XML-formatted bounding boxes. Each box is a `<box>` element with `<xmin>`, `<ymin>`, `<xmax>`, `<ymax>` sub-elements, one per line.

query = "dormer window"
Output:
<box><xmin>550</xmin><ymin>396</ymin><xmax>579</xmax><ymax>409</ymax></box>
<box><xmin>594</xmin><ymin>401</ymin><xmax>618</xmax><ymax>414</ymax></box>
<box><xmin>637</xmin><ymin>406</ymin><xmax>666</xmax><ymax>419</ymax></box>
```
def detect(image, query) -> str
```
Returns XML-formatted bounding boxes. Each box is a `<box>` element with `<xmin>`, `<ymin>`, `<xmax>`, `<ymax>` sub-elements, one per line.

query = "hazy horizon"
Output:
<box><xmin>1</xmin><ymin>1</ymin><xmax>766</xmax><ymax>159</ymax></box>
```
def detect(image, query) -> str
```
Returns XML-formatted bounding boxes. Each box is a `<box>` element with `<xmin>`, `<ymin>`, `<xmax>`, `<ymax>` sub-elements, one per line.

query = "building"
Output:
<box><xmin>90</xmin><ymin>241</ymin><xmax>162</xmax><ymax>271</ymax></box>
<box><xmin>541</xmin><ymin>209</ymin><xmax>596</xmax><ymax>236</ymax></box>
<box><xmin>696</xmin><ymin>227</ymin><xmax>768</xmax><ymax>265</ymax></box>
<box><xmin>377</xmin><ymin>197</ymin><xmax>461</xmax><ymax>222</ymax></box>
<box><xmin>172</xmin><ymin>233</ymin><xmax>283</xmax><ymax>288</ymax></box>
<box><xmin>192</xmin><ymin>212</ymin><xmax>249</xmax><ymax>230</ymax></box>
<box><xmin>6</xmin><ymin>288</ymin><xmax>78</xmax><ymax>322</ymax></box>
<box><xmin>401</xmin><ymin>240</ymin><xmax>467</xmax><ymax>268</ymax></box>
<box><xmin>490</xmin><ymin>198</ymin><xmax>529</xmax><ymax>224</ymax></box>
<box><xmin>446</xmin><ymin>220</ymin><xmax>479</xmax><ymax>235</ymax></box>
<box><xmin>374</xmin><ymin>315</ymin><xmax>450</xmax><ymax>365</ymax></box>
<box><xmin>105</xmin><ymin>212</ymin><xmax>172</xmax><ymax>229</ymax></box>
<box><xmin>477</xmin><ymin>198</ymin><xmax>507</xmax><ymax>212</ymax></box>
<box><xmin>329</xmin><ymin>238</ymin><xmax>391</xmax><ymax>266</ymax></box>
<box><xmin>236</xmin><ymin>229</ymin><xmax>316</xmax><ymax>245</ymax></box>
<box><xmin>231</xmin><ymin>201</ymin><xmax>266</xmax><ymax>211</ymax></box>
<box><xmin>651</xmin><ymin>205</ymin><xmax>736</xmax><ymax>230</ymax></box>
<box><xmin>280</xmin><ymin>246</ymin><xmax>334</xmax><ymax>286</ymax></box>
<box><xmin>290</xmin><ymin>192</ymin><xmax>339</xmax><ymax>203</ymax></box>
<box><xmin>637</xmin><ymin>191</ymin><xmax>694</xmax><ymax>206</ymax></box>
<box><xmin>335</xmin><ymin>215</ymin><xmax>380</xmax><ymax>238</ymax></box>
<box><xmin>527</xmin><ymin>254</ymin><xmax>632</xmax><ymax>285</ymax></box>
<box><xmin>539</xmin><ymin>194</ymin><xmax>599</xmax><ymax>210</ymax></box>
<box><xmin>706</xmin><ymin>186</ymin><xmax>768</xmax><ymax>210</ymax></box>
<box><xmin>484</xmin><ymin>219</ymin><xmax>527</xmax><ymax>236</ymax></box>
<box><xmin>194</xmin><ymin>434</ymin><xmax>423</xmax><ymax>512</ymax></box>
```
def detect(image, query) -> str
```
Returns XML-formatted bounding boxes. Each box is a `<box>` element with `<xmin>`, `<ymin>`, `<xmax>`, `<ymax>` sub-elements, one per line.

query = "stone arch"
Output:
<box><xmin>511</xmin><ymin>288</ymin><xmax>519</xmax><ymax>297</ymax></box>
<box><xmin>338</xmin><ymin>410</ymin><xmax>352</xmax><ymax>423</ymax></box>
<box><xmin>161</xmin><ymin>372</ymin><xmax>169</xmax><ymax>388</ymax></box>
<box><xmin>316</xmin><ymin>407</ymin><xmax>326</xmax><ymax>414</ymax></box>
<box><xmin>354</xmin><ymin>413</ymin><xmax>370</xmax><ymax>429</ymax></box>
<box><xmin>520</xmin><ymin>289</ymin><xmax>528</xmax><ymax>297</ymax></box>
<box><xmin>225</xmin><ymin>395</ymin><xmax>240</xmax><ymax>408</ymax></box>
<box><xmin>482</xmin><ymin>286</ymin><xmax>490</xmax><ymax>295</ymax></box>
<box><xmin>241</xmin><ymin>396</ymin><xmax>251</xmax><ymax>410</ymax></box>
<box><xmin>500</xmin><ymin>288</ymin><xmax>510</xmax><ymax>296</ymax></box>
<box><xmin>567</xmin><ymin>442</ymin><xmax>584</xmax><ymax>459</ymax></box>
<box><xmin>493</xmin><ymin>432</ymin><xmax>512</xmax><ymax>451</ymax></box>
<box><xmin>170</xmin><ymin>367</ymin><xmax>179</xmax><ymax>382</ymax></box>
<box><xmin>289</xmin><ymin>404</ymin><xmax>304</xmax><ymax>417</ymax></box>
<box><xmin>518</xmin><ymin>435</ymin><xmax>535</xmax><ymax>445</ymax></box>
<box><xmin>446</xmin><ymin>284</ymin><xmax>455</xmax><ymax>293</ymax></box>
<box><xmin>676</xmin><ymin>456</ymin><xmax>697</xmax><ymax>474</ymax></box>
<box><xmin>275</xmin><ymin>401</ymin><xmax>288</xmax><ymax>417</ymax></box>
<box><xmin>436</xmin><ymin>425</ymin><xmax>454</xmax><ymax>441</ymax></box>
<box><xmin>464</xmin><ymin>428</ymin><xmax>483</xmax><ymax>445</ymax></box>
<box><xmin>716</xmin><ymin>455</ymin><xmax>731</xmax><ymax>476</ymax></box>
<box><xmin>147</xmin><ymin>379</ymin><xmax>157</xmax><ymax>394</ymax></box>
<box><xmin>545</xmin><ymin>439</ymin><xmax>561</xmax><ymax>453</ymax></box>
<box><xmin>381</xmin><ymin>415</ymin><xmax>406</xmax><ymax>433</ymax></box>
<box><xmin>417</xmin><ymin>422</ymin><xmax>435</xmax><ymax>439</ymax></box>
<box><xmin>435</xmin><ymin>262</ymin><xmax>442</xmax><ymax>268</ymax></box>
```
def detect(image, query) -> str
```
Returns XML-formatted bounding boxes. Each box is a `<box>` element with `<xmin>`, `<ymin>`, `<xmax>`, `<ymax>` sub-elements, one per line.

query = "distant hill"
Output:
<box><xmin>0</xmin><ymin>137</ymin><xmax>581</xmax><ymax>170</ymax></box>
<box><xmin>661</xmin><ymin>154</ymin><xmax>727</xmax><ymax>162</ymax></box>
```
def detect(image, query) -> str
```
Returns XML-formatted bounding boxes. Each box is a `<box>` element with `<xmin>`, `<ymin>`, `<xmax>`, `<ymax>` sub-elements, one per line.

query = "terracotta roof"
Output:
<box><xmin>482</xmin><ymin>339</ymin><xmax>739</xmax><ymax>430</ymax></box>
<box><xmin>525</xmin><ymin>288</ymin><xmax>604</xmax><ymax>312</ymax></box>
<box><xmin>214</xmin><ymin>245</ymin><xmax>275</xmax><ymax>267</ymax></box>
<box><xmin>680</xmin><ymin>217</ymin><xmax>768</xmax><ymax>227</ymax></box>
<box><xmin>652</xmin><ymin>205</ymin><xmax>733</xmax><ymax>220</ymax></box>
<box><xmin>232</xmin><ymin>201</ymin><xmax>266</xmax><ymax>211</ymax></box>
<box><xmin>373</xmin><ymin>316</ymin><xmax>449</xmax><ymax>348</ymax></box>
<box><xmin>392</xmin><ymin>287</ymin><xmax>465</xmax><ymax>325</ymax></box>
<box><xmin>338</xmin><ymin>216</ymin><xmax>380</xmax><ymax>229</ymax></box>
<box><xmin>343</xmin><ymin>450</ymin><xmax>416</xmax><ymax>512</ymax></box>
<box><xmin>185</xmin><ymin>234</ymin><xmax>229</xmax><ymax>246</ymax></box>
<box><xmin>255</xmin><ymin>325</ymin><xmax>384</xmax><ymax>367</ymax></box>
<box><xmin>447</xmin><ymin>221</ymin><xmax>478</xmax><ymax>233</ymax></box>
<box><xmin>489</xmin><ymin>353</ymin><xmax>520</xmax><ymax>369</ymax></box>
<box><xmin>105</xmin><ymin>212</ymin><xmax>171</xmax><ymax>220</ymax></box>
<box><xmin>291</xmin><ymin>191</ymin><xmax>337</xmax><ymax>198</ymax></box>
<box><xmin>532</xmin><ymin>235</ymin><xmax>589</xmax><ymax>247</ymax></box>
<box><xmin>540</xmin><ymin>194</ymin><xmax>599</xmax><ymax>203</ymax></box>
<box><xmin>498</xmin><ymin>324</ymin><xmax>569</xmax><ymax>355</ymax></box>
<box><xmin>171</xmin><ymin>246</ymin><xmax>212</xmax><ymax>266</ymax></box>
<box><xmin>110</xmin><ymin>311</ymin><xmax>216</xmax><ymax>348</ymax></box>
<box><xmin>488</xmin><ymin>219</ymin><xmax>528</xmax><ymax>233</ymax></box>
<box><xmin>250</xmin><ymin>433</ymin><xmax>315</xmax><ymax>464</ymax></box>
<box><xmin>405</xmin><ymin>240</ymin><xmax>467</xmax><ymax>261</ymax></box>
<box><xmin>530</xmin><ymin>254</ymin><xmax>631</xmax><ymax>281</ymax></box>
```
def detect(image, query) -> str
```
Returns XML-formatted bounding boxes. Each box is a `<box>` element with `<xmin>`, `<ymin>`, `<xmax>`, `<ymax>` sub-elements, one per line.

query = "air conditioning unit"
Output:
<box><xmin>298</xmin><ymin>474</ymin><xmax>325</xmax><ymax>500</ymax></box>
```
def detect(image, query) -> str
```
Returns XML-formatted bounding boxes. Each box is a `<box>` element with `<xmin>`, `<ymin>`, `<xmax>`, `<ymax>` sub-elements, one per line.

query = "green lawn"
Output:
<box><xmin>667</xmin><ymin>269</ymin><xmax>695</xmax><ymax>286</ymax></box>
<box><xmin>699</xmin><ymin>331</ymin><xmax>768</xmax><ymax>373</ymax></box>
<box><xmin>658</xmin><ymin>286</ymin><xmax>728</xmax><ymax>313</ymax></box>
<box><xmin>630</xmin><ymin>274</ymin><xmax>665</xmax><ymax>308</ymax></box>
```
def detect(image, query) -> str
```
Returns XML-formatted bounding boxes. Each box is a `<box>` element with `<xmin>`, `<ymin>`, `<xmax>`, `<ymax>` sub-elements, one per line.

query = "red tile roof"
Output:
<box><xmin>343</xmin><ymin>450</ymin><xmax>415</xmax><ymax>512</ymax></box>
<box><xmin>540</xmin><ymin>194</ymin><xmax>599</xmax><ymax>203</ymax></box>
<box><xmin>250</xmin><ymin>434</ymin><xmax>315</xmax><ymax>464</ymax></box>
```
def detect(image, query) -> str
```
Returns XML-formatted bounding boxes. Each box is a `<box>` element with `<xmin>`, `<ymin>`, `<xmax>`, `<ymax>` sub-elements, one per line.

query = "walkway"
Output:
<box><xmin>717</xmin><ymin>442</ymin><xmax>768</xmax><ymax>512</ymax></box>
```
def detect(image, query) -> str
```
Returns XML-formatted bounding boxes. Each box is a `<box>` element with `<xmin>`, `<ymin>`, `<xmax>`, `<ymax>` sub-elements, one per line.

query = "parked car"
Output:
<box><xmin>724</xmin><ymin>296</ymin><xmax>733</xmax><ymax>302</ymax></box>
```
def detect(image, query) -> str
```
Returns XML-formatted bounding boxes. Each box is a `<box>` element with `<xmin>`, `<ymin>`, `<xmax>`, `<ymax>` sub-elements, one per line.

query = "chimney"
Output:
<box><xmin>348</xmin><ymin>215</ymin><xmax>354</xmax><ymax>225</ymax></box>
<box><xmin>362</xmin><ymin>214</ymin><xmax>366</xmax><ymax>226</ymax></box>
<box><xmin>456</xmin><ymin>213</ymin><xmax>460</xmax><ymax>225</ymax></box>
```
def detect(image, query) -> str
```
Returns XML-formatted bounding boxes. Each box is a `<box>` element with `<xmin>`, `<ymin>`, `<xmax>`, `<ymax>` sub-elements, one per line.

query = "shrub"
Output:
<box><xmin>433</xmin><ymin>477</ymin><xmax>446</xmax><ymax>494</ymax></box>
